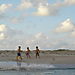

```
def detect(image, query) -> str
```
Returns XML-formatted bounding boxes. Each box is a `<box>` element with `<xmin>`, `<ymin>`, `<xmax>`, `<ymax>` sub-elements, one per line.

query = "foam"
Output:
<box><xmin>0</xmin><ymin>61</ymin><xmax>75</xmax><ymax>71</ymax></box>
<box><xmin>0</xmin><ymin>61</ymin><xmax>55</xmax><ymax>71</ymax></box>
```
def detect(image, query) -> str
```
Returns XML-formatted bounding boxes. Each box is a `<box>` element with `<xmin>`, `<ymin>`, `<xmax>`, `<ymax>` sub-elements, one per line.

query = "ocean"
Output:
<box><xmin>0</xmin><ymin>61</ymin><xmax>75</xmax><ymax>75</ymax></box>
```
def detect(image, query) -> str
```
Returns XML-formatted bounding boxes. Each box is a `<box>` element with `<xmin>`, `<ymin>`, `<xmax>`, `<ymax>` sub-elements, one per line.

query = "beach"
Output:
<box><xmin>0</xmin><ymin>50</ymin><xmax>75</xmax><ymax>75</ymax></box>
<box><xmin>0</xmin><ymin>50</ymin><xmax>75</xmax><ymax>64</ymax></box>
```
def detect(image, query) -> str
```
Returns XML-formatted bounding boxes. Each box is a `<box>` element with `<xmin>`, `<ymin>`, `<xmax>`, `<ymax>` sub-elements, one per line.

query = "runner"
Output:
<box><xmin>16</xmin><ymin>46</ymin><xmax>22</xmax><ymax>61</ymax></box>
<box><xmin>35</xmin><ymin>46</ymin><xmax>40</xmax><ymax>59</ymax></box>
<box><xmin>26</xmin><ymin>47</ymin><xmax>31</xmax><ymax>59</ymax></box>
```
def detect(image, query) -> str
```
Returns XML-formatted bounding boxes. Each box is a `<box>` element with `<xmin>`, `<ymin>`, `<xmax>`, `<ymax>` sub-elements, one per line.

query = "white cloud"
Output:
<box><xmin>0</xmin><ymin>24</ymin><xmax>24</xmax><ymax>49</ymax></box>
<box><xmin>34</xmin><ymin>32</ymin><xmax>48</xmax><ymax>39</ymax></box>
<box><xmin>25</xmin><ymin>32</ymin><xmax>74</xmax><ymax>50</ymax></box>
<box><xmin>33</xmin><ymin>4</ymin><xmax>49</xmax><ymax>16</ymax></box>
<box><xmin>33</xmin><ymin>3</ymin><xmax>59</xmax><ymax>16</ymax></box>
<box><xmin>54</xmin><ymin>0</ymin><xmax>75</xmax><ymax>8</ymax></box>
<box><xmin>16</xmin><ymin>0</ymin><xmax>75</xmax><ymax>16</ymax></box>
<box><xmin>17</xmin><ymin>0</ymin><xmax>59</xmax><ymax>16</ymax></box>
<box><xmin>0</xmin><ymin>24</ymin><xmax>7</xmax><ymax>32</ymax></box>
<box><xmin>32</xmin><ymin>0</ymin><xmax>75</xmax><ymax>16</ymax></box>
<box><xmin>0</xmin><ymin>33</ymin><xmax>6</xmax><ymax>40</ymax></box>
<box><xmin>0</xmin><ymin>24</ymin><xmax>9</xmax><ymax>40</ymax></box>
<box><xmin>0</xmin><ymin>24</ymin><xmax>23</xmax><ymax>40</ymax></box>
<box><xmin>0</xmin><ymin>24</ymin><xmax>7</xmax><ymax>40</ymax></box>
<box><xmin>17</xmin><ymin>0</ymin><xmax>32</xmax><ymax>10</ymax></box>
<box><xmin>0</xmin><ymin>4</ymin><xmax>12</xmax><ymax>13</ymax></box>
<box><xmin>30</xmin><ymin>0</ymin><xmax>48</xmax><ymax>8</ymax></box>
<box><xmin>55</xmin><ymin>18</ymin><xmax>75</xmax><ymax>33</ymax></box>
<box><xmin>24</xmin><ymin>32</ymin><xmax>50</xmax><ymax>49</ymax></box>
<box><xmin>64</xmin><ymin>0</ymin><xmax>75</xmax><ymax>5</ymax></box>
<box><xmin>0</xmin><ymin>30</ymin><xmax>75</xmax><ymax>50</ymax></box>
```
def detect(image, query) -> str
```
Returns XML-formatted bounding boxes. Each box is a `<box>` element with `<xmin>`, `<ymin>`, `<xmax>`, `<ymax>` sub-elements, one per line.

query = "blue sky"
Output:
<box><xmin>0</xmin><ymin>0</ymin><xmax>75</xmax><ymax>50</ymax></box>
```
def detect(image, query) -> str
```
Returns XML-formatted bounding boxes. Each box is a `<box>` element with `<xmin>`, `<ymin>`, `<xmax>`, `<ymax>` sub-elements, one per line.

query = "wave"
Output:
<box><xmin>0</xmin><ymin>61</ymin><xmax>55</xmax><ymax>71</ymax></box>
<box><xmin>0</xmin><ymin>61</ymin><xmax>75</xmax><ymax>71</ymax></box>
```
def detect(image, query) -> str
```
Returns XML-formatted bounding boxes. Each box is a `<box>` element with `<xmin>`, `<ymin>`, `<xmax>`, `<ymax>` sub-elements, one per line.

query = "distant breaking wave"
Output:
<box><xmin>0</xmin><ymin>61</ymin><xmax>75</xmax><ymax>71</ymax></box>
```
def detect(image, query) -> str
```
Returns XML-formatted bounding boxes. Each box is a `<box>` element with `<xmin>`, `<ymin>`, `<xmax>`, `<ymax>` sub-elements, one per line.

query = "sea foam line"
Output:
<box><xmin>0</xmin><ymin>61</ymin><xmax>75</xmax><ymax>71</ymax></box>
<box><xmin>0</xmin><ymin>61</ymin><xmax>55</xmax><ymax>71</ymax></box>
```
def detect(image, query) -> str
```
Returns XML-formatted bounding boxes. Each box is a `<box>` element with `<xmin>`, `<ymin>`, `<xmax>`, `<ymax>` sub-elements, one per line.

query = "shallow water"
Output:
<box><xmin>0</xmin><ymin>61</ymin><xmax>75</xmax><ymax>75</ymax></box>
<box><xmin>0</xmin><ymin>69</ymin><xmax>75</xmax><ymax>75</ymax></box>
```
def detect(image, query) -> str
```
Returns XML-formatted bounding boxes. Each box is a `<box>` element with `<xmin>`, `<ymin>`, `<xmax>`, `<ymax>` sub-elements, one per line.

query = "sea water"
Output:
<box><xmin>0</xmin><ymin>61</ymin><xmax>75</xmax><ymax>75</ymax></box>
<box><xmin>0</xmin><ymin>69</ymin><xmax>75</xmax><ymax>75</ymax></box>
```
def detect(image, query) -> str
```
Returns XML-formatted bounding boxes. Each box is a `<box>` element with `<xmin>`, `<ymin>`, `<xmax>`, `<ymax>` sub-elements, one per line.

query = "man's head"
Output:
<box><xmin>27</xmin><ymin>47</ymin><xmax>29</xmax><ymax>49</ymax></box>
<box><xmin>36</xmin><ymin>46</ymin><xmax>38</xmax><ymax>49</ymax></box>
<box><xmin>18</xmin><ymin>46</ymin><xmax>21</xmax><ymax>49</ymax></box>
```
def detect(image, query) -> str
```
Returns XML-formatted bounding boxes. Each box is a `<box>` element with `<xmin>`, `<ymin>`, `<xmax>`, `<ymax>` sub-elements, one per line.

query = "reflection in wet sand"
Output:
<box><xmin>17</xmin><ymin>61</ymin><xmax>22</xmax><ymax>70</ymax></box>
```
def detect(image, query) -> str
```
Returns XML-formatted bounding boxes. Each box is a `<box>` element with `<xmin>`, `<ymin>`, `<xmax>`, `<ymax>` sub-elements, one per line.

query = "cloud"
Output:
<box><xmin>53</xmin><ymin>41</ymin><xmax>70</xmax><ymax>49</ymax></box>
<box><xmin>0</xmin><ymin>24</ymin><xmax>7</xmax><ymax>32</ymax></box>
<box><xmin>32</xmin><ymin>0</ymin><xmax>75</xmax><ymax>16</ymax></box>
<box><xmin>17</xmin><ymin>0</ymin><xmax>32</xmax><ymax>10</ymax></box>
<box><xmin>16</xmin><ymin>0</ymin><xmax>59</xmax><ymax>16</ymax></box>
<box><xmin>0</xmin><ymin>33</ymin><xmax>6</xmax><ymax>40</ymax></box>
<box><xmin>0</xmin><ymin>24</ymin><xmax>23</xmax><ymax>40</ymax></box>
<box><xmin>30</xmin><ymin>0</ymin><xmax>75</xmax><ymax>8</ymax></box>
<box><xmin>33</xmin><ymin>3</ymin><xmax>59</xmax><ymax>16</ymax></box>
<box><xmin>0</xmin><ymin>4</ymin><xmax>12</xmax><ymax>20</ymax></box>
<box><xmin>0</xmin><ymin>0</ymin><xmax>75</xmax><ymax>49</ymax></box>
<box><xmin>0</xmin><ymin>24</ymin><xmax>24</xmax><ymax>49</ymax></box>
<box><xmin>34</xmin><ymin>32</ymin><xmax>48</xmax><ymax>39</ymax></box>
<box><xmin>54</xmin><ymin>0</ymin><xmax>75</xmax><ymax>8</ymax></box>
<box><xmin>15</xmin><ymin>0</ymin><xmax>75</xmax><ymax>16</ymax></box>
<box><xmin>0</xmin><ymin>24</ymin><xmax>7</xmax><ymax>40</ymax></box>
<box><xmin>24</xmin><ymin>32</ymin><xmax>50</xmax><ymax>49</ymax></box>
<box><xmin>29</xmin><ymin>0</ymin><xmax>75</xmax><ymax>16</ymax></box>
<box><xmin>55</xmin><ymin>18</ymin><xmax>75</xmax><ymax>33</ymax></box>
<box><xmin>0</xmin><ymin>30</ymin><xmax>75</xmax><ymax>50</ymax></box>
<box><xmin>30</xmin><ymin>0</ymin><xmax>48</xmax><ymax>7</ymax></box>
<box><xmin>64</xmin><ymin>0</ymin><xmax>75</xmax><ymax>5</ymax></box>
<box><xmin>33</xmin><ymin>4</ymin><xmax>49</xmax><ymax>16</ymax></box>
<box><xmin>24</xmin><ymin>32</ymin><xmax>75</xmax><ymax>50</ymax></box>
<box><xmin>0</xmin><ymin>4</ymin><xmax>12</xmax><ymax>13</ymax></box>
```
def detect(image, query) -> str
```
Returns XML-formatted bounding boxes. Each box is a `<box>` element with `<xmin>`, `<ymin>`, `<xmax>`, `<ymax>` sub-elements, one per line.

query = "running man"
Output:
<box><xmin>35</xmin><ymin>46</ymin><xmax>40</xmax><ymax>59</ymax></box>
<box><xmin>16</xmin><ymin>46</ymin><xmax>22</xmax><ymax>61</ymax></box>
<box><xmin>25</xmin><ymin>47</ymin><xmax>31</xmax><ymax>59</ymax></box>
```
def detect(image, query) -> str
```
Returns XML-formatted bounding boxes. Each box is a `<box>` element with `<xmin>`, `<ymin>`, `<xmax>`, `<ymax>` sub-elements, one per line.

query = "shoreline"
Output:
<box><xmin>0</xmin><ymin>50</ymin><xmax>75</xmax><ymax>64</ymax></box>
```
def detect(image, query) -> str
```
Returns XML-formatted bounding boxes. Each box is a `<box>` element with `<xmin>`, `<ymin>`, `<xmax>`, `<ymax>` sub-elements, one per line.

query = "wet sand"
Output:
<box><xmin>0</xmin><ymin>50</ymin><xmax>75</xmax><ymax>64</ymax></box>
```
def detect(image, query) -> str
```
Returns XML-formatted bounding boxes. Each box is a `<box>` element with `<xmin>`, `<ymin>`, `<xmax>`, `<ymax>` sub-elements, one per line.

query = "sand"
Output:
<box><xmin>0</xmin><ymin>50</ymin><xmax>75</xmax><ymax>64</ymax></box>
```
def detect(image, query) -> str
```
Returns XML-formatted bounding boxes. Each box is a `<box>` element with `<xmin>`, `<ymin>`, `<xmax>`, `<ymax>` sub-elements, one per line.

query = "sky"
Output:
<box><xmin>0</xmin><ymin>0</ymin><xmax>75</xmax><ymax>50</ymax></box>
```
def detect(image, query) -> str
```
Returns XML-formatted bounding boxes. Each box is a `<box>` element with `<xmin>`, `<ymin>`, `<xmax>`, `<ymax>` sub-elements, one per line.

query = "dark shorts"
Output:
<box><xmin>17</xmin><ymin>53</ymin><xmax>21</xmax><ymax>56</ymax></box>
<box><xmin>36</xmin><ymin>52</ymin><xmax>39</xmax><ymax>56</ymax></box>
